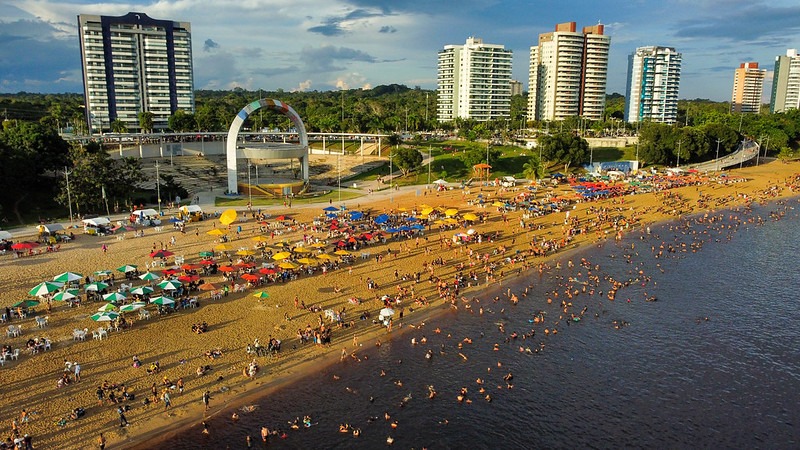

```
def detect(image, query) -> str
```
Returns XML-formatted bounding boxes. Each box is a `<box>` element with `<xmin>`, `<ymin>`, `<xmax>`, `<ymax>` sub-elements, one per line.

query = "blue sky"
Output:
<box><xmin>2</xmin><ymin>0</ymin><xmax>800</xmax><ymax>100</ymax></box>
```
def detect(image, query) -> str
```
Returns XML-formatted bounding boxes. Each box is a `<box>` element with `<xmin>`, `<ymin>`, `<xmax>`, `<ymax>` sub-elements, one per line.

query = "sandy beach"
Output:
<box><xmin>1</xmin><ymin>160</ymin><xmax>799</xmax><ymax>449</ymax></box>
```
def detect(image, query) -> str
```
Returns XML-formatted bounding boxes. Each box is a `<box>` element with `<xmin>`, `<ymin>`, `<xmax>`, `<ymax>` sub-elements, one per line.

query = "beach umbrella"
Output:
<box><xmin>102</xmin><ymin>292</ymin><xmax>127</xmax><ymax>303</ymax></box>
<box><xmin>162</xmin><ymin>268</ymin><xmax>180</xmax><ymax>276</ymax></box>
<box><xmin>93</xmin><ymin>270</ymin><xmax>113</xmax><ymax>277</ymax></box>
<box><xmin>53</xmin><ymin>272</ymin><xmax>83</xmax><ymax>284</ymax></box>
<box><xmin>374</xmin><ymin>214</ymin><xmax>389</xmax><ymax>224</ymax></box>
<box><xmin>139</xmin><ymin>272</ymin><xmax>161</xmax><ymax>281</ymax></box>
<box><xmin>149</xmin><ymin>249</ymin><xmax>174</xmax><ymax>259</ymax></box>
<box><xmin>236</xmin><ymin>249</ymin><xmax>255</xmax><ymax>256</ymax></box>
<box><xmin>334</xmin><ymin>250</ymin><xmax>351</xmax><ymax>256</ymax></box>
<box><xmin>252</xmin><ymin>291</ymin><xmax>270</xmax><ymax>299</ymax></box>
<box><xmin>463</xmin><ymin>213</ymin><xmax>479</xmax><ymax>221</ymax></box>
<box><xmin>178</xmin><ymin>274</ymin><xmax>200</xmax><ymax>282</ymax></box>
<box><xmin>157</xmin><ymin>280</ymin><xmax>182</xmax><ymax>291</ymax></box>
<box><xmin>444</xmin><ymin>208</ymin><xmax>459</xmax><ymax>217</ymax></box>
<box><xmin>219</xmin><ymin>209</ymin><xmax>237</xmax><ymax>226</ymax></box>
<box><xmin>349</xmin><ymin>211</ymin><xmax>364</xmax><ymax>220</ymax></box>
<box><xmin>379</xmin><ymin>307</ymin><xmax>395</xmax><ymax>317</ymax></box>
<box><xmin>272</xmin><ymin>251</ymin><xmax>292</xmax><ymax>260</ymax></box>
<box><xmin>293</xmin><ymin>247</ymin><xmax>311</xmax><ymax>254</ymax></box>
<box><xmin>275</xmin><ymin>215</ymin><xmax>289</xmax><ymax>221</ymax></box>
<box><xmin>323</xmin><ymin>206</ymin><xmax>339</xmax><ymax>212</ymax></box>
<box><xmin>491</xmin><ymin>201</ymin><xmax>505</xmax><ymax>207</ymax></box>
<box><xmin>278</xmin><ymin>261</ymin><xmax>299</xmax><ymax>270</ymax></box>
<box><xmin>218</xmin><ymin>265</ymin><xmax>235</xmax><ymax>272</ymax></box>
<box><xmin>259</xmin><ymin>267</ymin><xmax>277</xmax><ymax>275</ymax></box>
<box><xmin>325</xmin><ymin>213</ymin><xmax>337</xmax><ymax>219</ymax></box>
<box><xmin>273</xmin><ymin>241</ymin><xmax>290</xmax><ymax>248</ymax></box>
<box><xmin>207</xmin><ymin>229</ymin><xmax>227</xmax><ymax>236</ymax></box>
<box><xmin>180</xmin><ymin>263</ymin><xmax>202</xmax><ymax>270</ymax></box>
<box><xmin>316</xmin><ymin>254</ymin><xmax>334</xmax><ymax>260</ymax></box>
<box><xmin>116</xmin><ymin>264</ymin><xmax>138</xmax><ymax>273</ymax></box>
<box><xmin>241</xmin><ymin>273</ymin><xmax>260</xmax><ymax>282</ymax></box>
<box><xmin>52</xmin><ymin>289</ymin><xmax>80</xmax><ymax>301</ymax></box>
<box><xmin>97</xmin><ymin>303</ymin><xmax>118</xmax><ymax>312</ymax></box>
<box><xmin>199</xmin><ymin>283</ymin><xmax>218</xmax><ymax>291</ymax></box>
<box><xmin>444</xmin><ymin>218</ymin><xmax>459</xmax><ymax>224</ymax></box>
<box><xmin>12</xmin><ymin>299</ymin><xmax>40</xmax><ymax>308</ymax></box>
<box><xmin>421</xmin><ymin>207</ymin><xmax>434</xmax><ymax>215</ymax></box>
<box><xmin>11</xmin><ymin>242</ymin><xmax>38</xmax><ymax>250</ymax></box>
<box><xmin>252</xmin><ymin>236</ymin><xmax>268</xmax><ymax>242</ymax></box>
<box><xmin>214</xmin><ymin>244</ymin><xmax>231</xmax><ymax>251</ymax></box>
<box><xmin>310</xmin><ymin>242</ymin><xmax>327</xmax><ymax>248</ymax></box>
<box><xmin>130</xmin><ymin>286</ymin><xmax>154</xmax><ymax>296</ymax></box>
<box><xmin>199</xmin><ymin>251</ymin><xmax>214</xmax><ymax>257</ymax></box>
<box><xmin>29</xmin><ymin>281</ymin><xmax>64</xmax><ymax>297</ymax></box>
<box><xmin>91</xmin><ymin>311</ymin><xmax>120</xmax><ymax>322</ymax></box>
<box><xmin>119</xmin><ymin>302</ymin><xmax>146</xmax><ymax>312</ymax></box>
<box><xmin>296</xmin><ymin>257</ymin><xmax>317</xmax><ymax>265</ymax></box>
<box><xmin>85</xmin><ymin>281</ymin><xmax>110</xmax><ymax>292</ymax></box>
<box><xmin>199</xmin><ymin>259</ymin><xmax>216</xmax><ymax>265</ymax></box>
<box><xmin>150</xmin><ymin>296</ymin><xmax>175</xmax><ymax>306</ymax></box>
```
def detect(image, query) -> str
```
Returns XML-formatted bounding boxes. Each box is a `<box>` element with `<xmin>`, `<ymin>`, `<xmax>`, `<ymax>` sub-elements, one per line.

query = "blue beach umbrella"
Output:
<box><xmin>323</xmin><ymin>206</ymin><xmax>338</xmax><ymax>212</ymax></box>
<box><xmin>349</xmin><ymin>211</ymin><xmax>363</xmax><ymax>220</ymax></box>
<box><xmin>375</xmin><ymin>214</ymin><xmax>389</xmax><ymax>224</ymax></box>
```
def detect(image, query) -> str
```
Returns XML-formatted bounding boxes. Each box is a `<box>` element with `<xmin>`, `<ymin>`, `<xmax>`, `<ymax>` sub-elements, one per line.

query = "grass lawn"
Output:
<box><xmin>215</xmin><ymin>189</ymin><xmax>363</xmax><ymax>207</ymax></box>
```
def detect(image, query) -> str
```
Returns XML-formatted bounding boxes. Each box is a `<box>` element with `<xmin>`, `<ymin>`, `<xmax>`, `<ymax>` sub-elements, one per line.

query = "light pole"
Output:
<box><xmin>247</xmin><ymin>160</ymin><xmax>252</xmax><ymax>207</ymax></box>
<box><xmin>427</xmin><ymin>144</ymin><xmax>432</xmax><ymax>186</ymax></box>
<box><xmin>155</xmin><ymin>161</ymin><xmax>161</xmax><ymax>214</ymax></box>
<box><xmin>388</xmin><ymin>153</ymin><xmax>394</xmax><ymax>203</ymax></box>
<box><xmin>715</xmin><ymin>138</ymin><xmax>723</xmax><ymax>172</ymax></box>
<box><xmin>739</xmin><ymin>139</ymin><xmax>746</xmax><ymax>169</ymax></box>
<box><xmin>676</xmin><ymin>140</ymin><xmax>682</xmax><ymax>168</ymax></box>
<box><xmin>635</xmin><ymin>141</ymin><xmax>639</xmax><ymax>172</ymax></box>
<box><xmin>337</xmin><ymin>152</ymin><xmax>341</xmax><ymax>203</ymax></box>
<box><xmin>64</xmin><ymin>167</ymin><xmax>73</xmax><ymax>224</ymax></box>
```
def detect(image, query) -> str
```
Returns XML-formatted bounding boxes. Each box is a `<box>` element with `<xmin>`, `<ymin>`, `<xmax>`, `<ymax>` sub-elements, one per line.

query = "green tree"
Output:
<box><xmin>138</xmin><ymin>112</ymin><xmax>154</xmax><ymax>133</ymax></box>
<box><xmin>110</xmin><ymin>119</ymin><xmax>128</xmax><ymax>133</ymax></box>
<box><xmin>702</xmin><ymin>123</ymin><xmax>740</xmax><ymax>157</ymax></box>
<box><xmin>537</xmin><ymin>133</ymin><xmax>590</xmax><ymax>172</ymax></box>
<box><xmin>522</xmin><ymin>154</ymin><xmax>545</xmax><ymax>181</ymax></box>
<box><xmin>392</xmin><ymin>147</ymin><xmax>423</xmax><ymax>176</ymax></box>
<box><xmin>168</xmin><ymin>110</ymin><xmax>197</xmax><ymax>132</ymax></box>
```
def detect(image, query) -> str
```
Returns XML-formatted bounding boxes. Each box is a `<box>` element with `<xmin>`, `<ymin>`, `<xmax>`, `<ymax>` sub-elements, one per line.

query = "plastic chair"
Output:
<box><xmin>10</xmin><ymin>349</ymin><xmax>20</xmax><ymax>360</ymax></box>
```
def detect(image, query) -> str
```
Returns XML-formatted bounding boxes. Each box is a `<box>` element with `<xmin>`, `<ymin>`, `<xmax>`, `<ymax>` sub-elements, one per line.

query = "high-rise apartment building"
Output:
<box><xmin>509</xmin><ymin>80</ymin><xmax>523</xmax><ymax>96</ymax></box>
<box><xmin>769</xmin><ymin>49</ymin><xmax>800</xmax><ymax>113</ymax></box>
<box><xmin>731</xmin><ymin>62</ymin><xmax>766</xmax><ymax>114</ymax></box>
<box><xmin>78</xmin><ymin>12</ymin><xmax>194</xmax><ymax>133</ymax></box>
<box><xmin>437</xmin><ymin>37</ymin><xmax>513</xmax><ymax>122</ymax></box>
<box><xmin>624</xmin><ymin>46</ymin><xmax>682</xmax><ymax>124</ymax></box>
<box><xmin>528</xmin><ymin>22</ymin><xmax>610</xmax><ymax>122</ymax></box>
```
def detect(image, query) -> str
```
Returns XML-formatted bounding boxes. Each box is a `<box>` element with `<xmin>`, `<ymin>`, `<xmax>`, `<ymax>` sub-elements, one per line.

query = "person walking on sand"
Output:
<box><xmin>117</xmin><ymin>406</ymin><xmax>129</xmax><ymax>427</ymax></box>
<box><xmin>163</xmin><ymin>389</ymin><xmax>171</xmax><ymax>410</ymax></box>
<box><xmin>98</xmin><ymin>433</ymin><xmax>106</xmax><ymax>450</ymax></box>
<box><xmin>73</xmin><ymin>362</ymin><xmax>81</xmax><ymax>382</ymax></box>
<box><xmin>202</xmin><ymin>391</ymin><xmax>210</xmax><ymax>411</ymax></box>
<box><xmin>101</xmin><ymin>244</ymin><xmax>108</xmax><ymax>254</ymax></box>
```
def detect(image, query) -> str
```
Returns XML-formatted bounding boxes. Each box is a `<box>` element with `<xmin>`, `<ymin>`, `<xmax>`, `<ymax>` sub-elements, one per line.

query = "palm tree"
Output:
<box><xmin>522</xmin><ymin>155</ymin><xmax>544</xmax><ymax>182</ymax></box>
<box><xmin>110</xmin><ymin>119</ymin><xmax>128</xmax><ymax>133</ymax></box>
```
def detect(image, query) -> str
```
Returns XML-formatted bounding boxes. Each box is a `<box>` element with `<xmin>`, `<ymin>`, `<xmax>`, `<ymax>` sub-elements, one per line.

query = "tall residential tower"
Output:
<box><xmin>527</xmin><ymin>22</ymin><xmax>610</xmax><ymax>122</ymax></box>
<box><xmin>78</xmin><ymin>12</ymin><xmax>194</xmax><ymax>133</ymax></box>
<box><xmin>624</xmin><ymin>46</ymin><xmax>682</xmax><ymax>124</ymax></box>
<box><xmin>731</xmin><ymin>62</ymin><xmax>766</xmax><ymax>114</ymax></box>
<box><xmin>769</xmin><ymin>49</ymin><xmax>800</xmax><ymax>113</ymax></box>
<box><xmin>437</xmin><ymin>37</ymin><xmax>513</xmax><ymax>122</ymax></box>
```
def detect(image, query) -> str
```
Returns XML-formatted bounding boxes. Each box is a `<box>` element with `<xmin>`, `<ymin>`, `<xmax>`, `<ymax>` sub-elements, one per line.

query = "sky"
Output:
<box><xmin>2</xmin><ymin>0</ymin><xmax>800</xmax><ymax>101</ymax></box>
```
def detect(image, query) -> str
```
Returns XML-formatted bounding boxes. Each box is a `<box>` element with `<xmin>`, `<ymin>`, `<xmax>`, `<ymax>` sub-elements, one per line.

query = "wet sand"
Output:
<box><xmin>0</xmin><ymin>160</ymin><xmax>798</xmax><ymax>449</ymax></box>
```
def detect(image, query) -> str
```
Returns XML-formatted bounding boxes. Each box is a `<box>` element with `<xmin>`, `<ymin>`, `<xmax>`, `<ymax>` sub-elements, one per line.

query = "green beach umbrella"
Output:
<box><xmin>150</xmin><ymin>296</ymin><xmax>175</xmax><ymax>306</ymax></box>
<box><xmin>116</xmin><ymin>264</ymin><xmax>138</xmax><ymax>273</ymax></box>
<box><xmin>102</xmin><ymin>292</ymin><xmax>127</xmax><ymax>303</ymax></box>
<box><xmin>85</xmin><ymin>281</ymin><xmax>110</xmax><ymax>292</ymax></box>
<box><xmin>129</xmin><ymin>286</ymin><xmax>154</xmax><ymax>296</ymax></box>
<box><xmin>29</xmin><ymin>281</ymin><xmax>64</xmax><ymax>297</ymax></box>
<box><xmin>90</xmin><ymin>311</ymin><xmax>120</xmax><ymax>322</ymax></box>
<box><xmin>94</xmin><ymin>270</ymin><xmax>113</xmax><ymax>277</ymax></box>
<box><xmin>97</xmin><ymin>303</ymin><xmax>117</xmax><ymax>312</ymax></box>
<box><xmin>12</xmin><ymin>299</ymin><xmax>40</xmax><ymax>308</ymax></box>
<box><xmin>252</xmin><ymin>291</ymin><xmax>270</xmax><ymax>299</ymax></box>
<box><xmin>52</xmin><ymin>289</ymin><xmax>80</xmax><ymax>301</ymax></box>
<box><xmin>139</xmin><ymin>272</ymin><xmax>160</xmax><ymax>281</ymax></box>
<box><xmin>157</xmin><ymin>280</ymin><xmax>182</xmax><ymax>291</ymax></box>
<box><xmin>53</xmin><ymin>272</ymin><xmax>83</xmax><ymax>283</ymax></box>
<box><xmin>199</xmin><ymin>251</ymin><xmax>214</xmax><ymax>257</ymax></box>
<box><xmin>119</xmin><ymin>302</ymin><xmax>147</xmax><ymax>312</ymax></box>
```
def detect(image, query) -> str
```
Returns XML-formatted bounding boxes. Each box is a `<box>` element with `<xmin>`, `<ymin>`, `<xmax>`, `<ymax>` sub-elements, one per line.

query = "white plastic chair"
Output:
<box><xmin>10</xmin><ymin>349</ymin><xmax>20</xmax><ymax>360</ymax></box>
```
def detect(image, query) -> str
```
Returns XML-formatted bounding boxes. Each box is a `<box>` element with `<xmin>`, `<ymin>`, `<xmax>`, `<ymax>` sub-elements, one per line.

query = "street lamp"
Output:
<box><xmin>64</xmin><ymin>167</ymin><xmax>73</xmax><ymax>224</ymax></box>
<box><xmin>155</xmin><ymin>161</ymin><xmax>161</xmax><ymax>214</ymax></box>
<box><xmin>247</xmin><ymin>161</ymin><xmax>252</xmax><ymax>207</ymax></box>
<box><xmin>635</xmin><ymin>141</ymin><xmax>639</xmax><ymax>171</ymax></box>
<box><xmin>676</xmin><ymin>140</ymin><xmax>683</xmax><ymax>168</ymax></box>
<box><xmin>427</xmin><ymin>144</ymin><xmax>432</xmax><ymax>187</ymax></box>
<box><xmin>715</xmin><ymin>138</ymin><xmax>723</xmax><ymax>172</ymax></box>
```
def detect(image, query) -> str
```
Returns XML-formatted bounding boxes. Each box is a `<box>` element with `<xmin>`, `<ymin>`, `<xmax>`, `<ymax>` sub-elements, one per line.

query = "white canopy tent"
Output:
<box><xmin>82</xmin><ymin>217</ymin><xmax>111</xmax><ymax>227</ymax></box>
<box><xmin>0</xmin><ymin>230</ymin><xmax>12</xmax><ymax>240</ymax></box>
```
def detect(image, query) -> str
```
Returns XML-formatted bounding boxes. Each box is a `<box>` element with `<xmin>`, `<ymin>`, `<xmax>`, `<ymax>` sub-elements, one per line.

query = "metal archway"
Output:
<box><xmin>226</xmin><ymin>99</ymin><xmax>309</xmax><ymax>194</ymax></box>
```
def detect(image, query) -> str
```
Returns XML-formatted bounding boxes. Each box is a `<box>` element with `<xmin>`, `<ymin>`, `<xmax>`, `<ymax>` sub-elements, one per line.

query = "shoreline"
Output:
<box><xmin>1</xmin><ymin>160</ymin><xmax>798</xmax><ymax>449</ymax></box>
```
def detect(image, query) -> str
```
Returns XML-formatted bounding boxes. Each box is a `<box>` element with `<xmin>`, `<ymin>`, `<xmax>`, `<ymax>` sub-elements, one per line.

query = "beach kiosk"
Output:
<box><xmin>133</xmin><ymin>209</ymin><xmax>161</xmax><ymax>226</ymax></box>
<box><xmin>82</xmin><ymin>217</ymin><xmax>111</xmax><ymax>235</ymax></box>
<box><xmin>179</xmin><ymin>205</ymin><xmax>204</xmax><ymax>222</ymax></box>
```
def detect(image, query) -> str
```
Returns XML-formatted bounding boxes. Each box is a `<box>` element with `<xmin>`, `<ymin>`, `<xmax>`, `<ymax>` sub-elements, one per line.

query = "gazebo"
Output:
<box><xmin>473</xmin><ymin>163</ymin><xmax>492</xmax><ymax>185</ymax></box>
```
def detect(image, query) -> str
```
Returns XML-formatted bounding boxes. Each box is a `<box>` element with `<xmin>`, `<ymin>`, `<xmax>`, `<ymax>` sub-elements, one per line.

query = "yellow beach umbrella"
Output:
<box><xmin>219</xmin><ymin>209</ymin><xmax>237</xmax><ymax>226</ymax></box>
<box><xmin>316</xmin><ymin>254</ymin><xmax>334</xmax><ymax>260</ymax></box>
<box><xmin>214</xmin><ymin>244</ymin><xmax>231</xmax><ymax>251</ymax></box>
<box><xmin>296</xmin><ymin>257</ymin><xmax>317</xmax><ymax>265</ymax></box>
<box><xmin>492</xmin><ymin>201</ymin><xmax>505</xmax><ymax>207</ymax></box>
<box><xmin>293</xmin><ymin>247</ymin><xmax>311</xmax><ymax>253</ymax></box>
<box><xmin>236</xmin><ymin>249</ymin><xmax>255</xmax><ymax>256</ymax></box>
<box><xmin>444</xmin><ymin>218</ymin><xmax>459</xmax><ymax>224</ymax></box>
<box><xmin>421</xmin><ymin>207</ymin><xmax>434</xmax><ymax>215</ymax></box>
<box><xmin>310</xmin><ymin>242</ymin><xmax>327</xmax><ymax>248</ymax></box>
<box><xmin>207</xmin><ymin>229</ymin><xmax>226</xmax><ymax>236</ymax></box>
<box><xmin>462</xmin><ymin>213</ymin><xmax>478</xmax><ymax>221</ymax></box>
<box><xmin>444</xmin><ymin>208</ymin><xmax>459</xmax><ymax>217</ymax></box>
<box><xmin>278</xmin><ymin>261</ymin><xmax>299</xmax><ymax>270</ymax></box>
<box><xmin>252</xmin><ymin>236</ymin><xmax>268</xmax><ymax>242</ymax></box>
<box><xmin>272</xmin><ymin>251</ymin><xmax>292</xmax><ymax>260</ymax></box>
<box><xmin>334</xmin><ymin>250</ymin><xmax>351</xmax><ymax>256</ymax></box>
